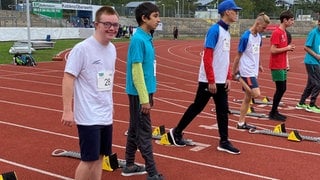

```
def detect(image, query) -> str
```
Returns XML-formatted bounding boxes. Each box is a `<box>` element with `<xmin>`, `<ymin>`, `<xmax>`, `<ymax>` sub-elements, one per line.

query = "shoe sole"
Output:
<box><xmin>121</xmin><ymin>171</ymin><xmax>147</xmax><ymax>177</ymax></box>
<box><xmin>268</xmin><ymin>117</ymin><xmax>286</xmax><ymax>122</ymax></box>
<box><xmin>295</xmin><ymin>106</ymin><xmax>306</xmax><ymax>110</ymax></box>
<box><xmin>305</xmin><ymin>109</ymin><xmax>320</xmax><ymax>113</ymax></box>
<box><xmin>236</xmin><ymin>124</ymin><xmax>256</xmax><ymax>130</ymax></box>
<box><xmin>169</xmin><ymin>128</ymin><xmax>186</xmax><ymax>147</ymax></box>
<box><xmin>217</xmin><ymin>146</ymin><xmax>240</xmax><ymax>155</ymax></box>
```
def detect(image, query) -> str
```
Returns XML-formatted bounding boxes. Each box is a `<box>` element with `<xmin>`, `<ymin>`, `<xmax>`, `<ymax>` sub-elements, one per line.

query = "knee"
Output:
<box><xmin>252</xmin><ymin>91</ymin><xmax>260</xmax><ymax>98</ymax></box>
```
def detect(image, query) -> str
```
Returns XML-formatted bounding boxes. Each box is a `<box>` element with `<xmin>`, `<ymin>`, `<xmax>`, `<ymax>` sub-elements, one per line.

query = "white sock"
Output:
<box><xmin>238</xmin><ymin>122</ymin><xmax>245</xmax><ymax>126</ymax></box>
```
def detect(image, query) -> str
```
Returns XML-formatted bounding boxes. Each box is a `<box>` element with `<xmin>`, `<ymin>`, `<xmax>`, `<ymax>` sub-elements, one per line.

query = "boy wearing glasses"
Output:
<box><xmin>168</xmin><ymin>0</ymin><xmax>241</xmax><ymax>155</ymax></box>
<box><xmin>232</xmin><ymin>13</ymin><xmax>270</xmax><ymax>130</ymax></box>
<box><xmin>61</xmin><ymin>6</ymin><xmax>119</xmax><ymax>180</ymax></box>
<box><xmin>123</xmin><ymin>2</ymin><xmax>163</xmax><ymax>180</ymax></box>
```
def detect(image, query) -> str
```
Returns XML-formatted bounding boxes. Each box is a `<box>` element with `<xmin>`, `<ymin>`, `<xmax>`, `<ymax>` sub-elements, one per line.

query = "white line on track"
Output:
<box><xmin>0</xmin><ymin>158</ymin><xmax>73</xmax><ymax>180</ymax></box>
<box><xmin>0</xmin><ymin>119</ymin><xmax>279</xmax><ymax>180</ymax></box>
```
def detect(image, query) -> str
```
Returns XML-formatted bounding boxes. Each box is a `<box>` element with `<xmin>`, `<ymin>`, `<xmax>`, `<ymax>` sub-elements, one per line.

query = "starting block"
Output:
<box><xmin>273</xmin><ymin>123</ymin><xmax>286</xmax><ymax>133</ymax></box>
<box><xmin>0</xmin><ymin>171</ymin><xmax>17</xmax><ymax>180</ymax></box>
<box><xmin>152</xmin><ymin>125</ymin><xmax>166</xmax><ymax>139</ymax></box>
<box><xmin>102</xmin><ymin>153</ymin><xmax>119</xmax><ymax>171</ymax></box>
<box><xmin>51</xmin><ymin>149</ymin><xmax>143</xmax><ymax>171</ymax></box>
<box><xmin>229</xmin><ymin>107</ymin><xmax>268</xmax><ymax>118</ymax></box>
<box><xmin>249</xmin><ymin>123</ymin><xmax>318</xmax><ymax>142</ymax></box>
<box><xmin>233</xmin><ymin>97</ymin><xmax>284</xmax><ymax>106</ymax></box>
<box><xmin>152</xmin><ymin>125</ymin><xmax>196</xmax><ymax>146</ymax></box>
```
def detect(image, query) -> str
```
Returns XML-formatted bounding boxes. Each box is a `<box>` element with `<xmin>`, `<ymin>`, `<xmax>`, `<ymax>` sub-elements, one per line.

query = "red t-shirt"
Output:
<box><xmin>269</xmin><ymin>27</ymin><xmax>288</xmax><ymax>69</ymax></box>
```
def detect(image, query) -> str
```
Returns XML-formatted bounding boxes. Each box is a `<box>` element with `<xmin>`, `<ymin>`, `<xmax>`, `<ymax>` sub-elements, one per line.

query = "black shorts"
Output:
<box><xmin>77</xmin><ymin>124</ymin><xmax>113</xmax><ymax>161</ymax></box>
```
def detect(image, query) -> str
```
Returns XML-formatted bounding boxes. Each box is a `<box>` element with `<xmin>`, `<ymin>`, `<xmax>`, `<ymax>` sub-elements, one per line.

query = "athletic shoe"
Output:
<box><xmin>306</xmin><ymin>105</ymin><xmax>320</xmax><ymax>113</ymax></box>
<box><xmin>147</xmin><ymin>174</ymin><xmax>164</xmax><ymax>180</ymax></box>
<box><xmin>236</xmin><ymin>122</ymin><xmax>256</xmax><ymax>130</ymax></box>
<box><xmin>295</xmin><ymin>103</ymin><xmax>308</xmax><ymax>110</ymax></box>
<box><xmin>168</xmin><ymin>128</ymin><xmax>186</xmax><ymax>147</ymax></box>
<box><xmin>269</xmin><ymin>111</ymin><xmax>286</xmax><ymax>121</ymax></box>
<box><xmin>121</xmin><ymin>164</ymin><xmax>147</xmax><ymax>176</ymax></box>
<box><xmin>217</xmin><ymin>141</ymin><xmax>240</xmax><ymax>155</ymax></box>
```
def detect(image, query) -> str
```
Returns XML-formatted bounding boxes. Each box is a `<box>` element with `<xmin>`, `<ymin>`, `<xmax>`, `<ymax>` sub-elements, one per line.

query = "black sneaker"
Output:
<box><xmin>236</xmin><ymin>122</ymin><xmax>256</xmax><ymax>130</ymax></box>
<box><xmin>276</xmin><ymin>111</ymin><xmax>287</xmax><ymax>119</ymax></box>
<box><xmin>168</xmin><ymin>128</ymin><xmax>186</xmax><ymax>147</ymax></box>
<box><xmin>269</xmin><ymin>111</ymin><xmax>286</xmax><ymax>121</ymax></box>
<box><xmin>217</xmin><ymin>141</ymin><xmax>240</xmax><ymax>155</ymax></box>
<box><xmin>121</xmin><ymin>164</ymin><xmax>147</xmax><ymax>176</ymax></box>
<box><xmin>147</xmin><ymin>174</ymin><xmax>164</xmax><ymax>180</ymax></box>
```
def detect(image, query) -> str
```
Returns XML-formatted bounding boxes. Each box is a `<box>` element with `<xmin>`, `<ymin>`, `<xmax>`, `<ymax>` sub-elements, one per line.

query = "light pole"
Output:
<box><xmin>162</xmin><ymin>4</ymin><xmax>165</xmax><ymax>17</ymax></box>
<box><xmin>182</xmin><ymin>0</ymin><xmax>184</xmax><ymax>17</ymax></box>
<box><xmin>176</xmin><ymin>1</ymin><xmax>180</xmax><ymax>18</ymax></box>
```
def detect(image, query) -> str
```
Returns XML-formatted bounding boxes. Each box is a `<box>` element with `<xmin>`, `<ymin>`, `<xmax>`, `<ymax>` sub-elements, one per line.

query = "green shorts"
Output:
<box><xmin>271</xmin><ymin>69</ymin><xmax>287</xmax><ymax>81</ymax></box>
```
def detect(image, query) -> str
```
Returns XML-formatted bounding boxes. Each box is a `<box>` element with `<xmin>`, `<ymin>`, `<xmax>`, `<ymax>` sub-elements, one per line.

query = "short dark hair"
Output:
<box><xmin>279</xmin><ymin>10</ymin><xmax>294</xmax><ymax>23</ymax></box>
<box><xmin>135</xmin><ymin>2</ymin><xmax>159</xmax><ymax>26</ymax></box>
<box><xmin>95</xmin><ymin>6</ymin><xmax>119</xmax><ymax>23</ymax></box>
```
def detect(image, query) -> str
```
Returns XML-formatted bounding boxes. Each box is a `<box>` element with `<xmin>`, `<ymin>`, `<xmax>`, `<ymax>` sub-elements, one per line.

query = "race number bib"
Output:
<box><xmin>97</xmin><ymin>71</ymin><xmax>113</xmax><ymax>91</ymax></box>
<box><xmin>252</xmin><ymin>44</ymin><xmax>259</xmax><ymax>54</ymax></box>
<box><xmin>223</xmin><ymin>39</ymin><xmax>230</xmax><ymax>51</ymax></box>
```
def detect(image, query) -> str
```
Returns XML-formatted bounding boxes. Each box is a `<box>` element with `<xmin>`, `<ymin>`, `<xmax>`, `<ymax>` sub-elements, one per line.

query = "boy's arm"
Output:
<box><xmin>232</xmin><ymin>52</ymin><xmax>242</xmax><ymax>78</ymax></box>
<box><xmin>203</xmin><ymin>48</ymin><xmax>215</xmax><ymax>84</ymax></box>
<box><xmin>304</xmin><ymin>46</ymin><xmax>320</xmax><ymax>61</ymax></box>
<box><xmin>270</xmin><ymin>44</ymin><xmax>295</xmax><ymax>54</ymax></box>
<box><xmin>61</xmin><ymin>72</ymin><xmax>76</xmax><ymax>126</ymax></box>
<box><xmin>132</xmin><ymin>63</ymin><xmax>149</xmax><ymax>104</ymax></box>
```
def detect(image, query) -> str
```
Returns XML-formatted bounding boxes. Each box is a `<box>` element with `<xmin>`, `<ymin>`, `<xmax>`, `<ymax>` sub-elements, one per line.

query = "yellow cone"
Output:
<box><xmin>262</xmin><ymin>96</ymin><xmax>270</xmax><ymax>103</ymax></box>
<box><xmin>102</xmin><ymin>155</ymin><xmax>114</xmax><ymax>171</ymax></box>
<box><xmin>246</xmin><ymin>106</ymin><xmax>252</xmax><ymax>114</ymax></box>
<box><xmin>159</xmin><ymin>133</ymin><xmax>171</xmax><ymax>145</ymax></box>
<box><xmin>0</xmin><ymin>171</ymin><xmax>17</xmax><ymax>180</ymax></box>
<box><xmin>152</xmin><ymin>125</ymin><xmax>165</xmax><ymax>137</ymax></box>
<box><xmin>102</xmin><ymin>153</ymin><xmax>119</xmax><ymax>171</ymax></box>
<box><xmin>273</xmin><ymin>123</ymin><xmax>286</xmax><ymax>133</ymax></box>
<box><xmin>288</xmin><ymin>130</ymin><xmax>302</xmax><ymax>142</ymax></box>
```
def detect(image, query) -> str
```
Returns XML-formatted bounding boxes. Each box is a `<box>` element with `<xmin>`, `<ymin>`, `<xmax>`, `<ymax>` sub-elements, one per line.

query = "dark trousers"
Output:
<box><xmin>175</xmin><ymin>82</ymin><xmax>229</xmax><ymax>143</ymax></box>
<box><xmin>299</xmin><ymin>64</ymin><xmax>320</xmax><ymax>106</ymax></box>
<box><xmin>271</xmin><ymin>80</ymin><xmax>287</xmax><ymax>113</ymax></box>
<box><xmin>125</xmin><ymin>94</ymin><xmax>158</xmax><ymax>176</ymax></box>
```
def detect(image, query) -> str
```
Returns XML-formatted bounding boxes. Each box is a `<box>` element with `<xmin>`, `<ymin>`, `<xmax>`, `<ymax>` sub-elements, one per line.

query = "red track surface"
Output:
<box><xmin>1</xmin><ymin>38</ymin><xmax>319</xmax><ymax>180</ymax></box>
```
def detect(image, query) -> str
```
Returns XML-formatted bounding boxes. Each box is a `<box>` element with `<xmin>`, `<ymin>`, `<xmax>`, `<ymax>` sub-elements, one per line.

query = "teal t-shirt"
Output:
<box><xmin>304</xmin><ymin>27</ymin><xmax>320</xmax><ymax>65</ymax></box>
<box><xmin>125</xmin><ymin>27</ymin><xmax>157</xmax><ymax>95</ymax></box>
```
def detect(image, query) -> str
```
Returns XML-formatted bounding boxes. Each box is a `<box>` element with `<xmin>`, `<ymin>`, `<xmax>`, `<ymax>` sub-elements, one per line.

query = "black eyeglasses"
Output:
<box><xmin>98</xmin><ymin>21</ymin><xmax>120</xmax><ymax>29</ymax></box>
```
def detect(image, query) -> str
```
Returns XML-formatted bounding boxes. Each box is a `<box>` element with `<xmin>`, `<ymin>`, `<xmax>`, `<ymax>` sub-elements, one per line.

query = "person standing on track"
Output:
<box><xmin>122</xmin><ymin>2</ymin><xmax>163</xmax><ymax>180</ymax></box>
<box><xmin>232</xmin><ymin>12</ymin><xmax>270</xmax><ymax>130</ymax></box>
<box><xmin>167</xmin><ymin>0</ymin><xmax>242</xmax><ymax>155</ymax></box>
<box><xmin>295</xmin><ymin>19</ymin><xmax>320</xmax><ymax>113</ymax></box>
<box><xmin>268</xmin><ymin>10</ymin><xmax>295</xmax><ymax>121</ymax></box>
<box><xmin>61</xmin><ymin>6</ymin><xmax>119</xmax><ymax>180</ymax></box>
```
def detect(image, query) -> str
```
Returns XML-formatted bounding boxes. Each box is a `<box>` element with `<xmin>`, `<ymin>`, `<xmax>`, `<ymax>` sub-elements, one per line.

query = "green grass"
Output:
<box><xmin>0</xmin><ymin>38</ymin><xmax>130</xmax><ymax>64</ymax></box>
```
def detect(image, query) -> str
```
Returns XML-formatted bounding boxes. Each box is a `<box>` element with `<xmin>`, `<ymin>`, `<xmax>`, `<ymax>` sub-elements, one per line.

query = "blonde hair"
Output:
<box><xmin>257</xmin><ymin>12</ymin><xmax>270</xmax><ymax>24</ymax></box>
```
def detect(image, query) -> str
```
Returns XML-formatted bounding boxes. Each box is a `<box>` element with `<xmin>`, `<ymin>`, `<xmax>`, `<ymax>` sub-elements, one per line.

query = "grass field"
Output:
<box><xmin>0</xmin><ymin>38</ymin><xmax>130</xmax><ymax>64</ymax></box>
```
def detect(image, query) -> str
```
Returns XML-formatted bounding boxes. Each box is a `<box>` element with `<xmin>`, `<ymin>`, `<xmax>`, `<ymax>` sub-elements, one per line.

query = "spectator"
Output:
<box><xmin>173</xmin><ymin>26</ymin><xmax>178</xmax><ymax>40</ymax></box>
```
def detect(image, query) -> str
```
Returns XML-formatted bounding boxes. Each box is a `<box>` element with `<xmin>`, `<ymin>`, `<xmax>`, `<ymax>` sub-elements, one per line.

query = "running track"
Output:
<box><xmin>0</xmin><ymin>38</ymin><xmax>319</xmax><ymax>180</ymax></box>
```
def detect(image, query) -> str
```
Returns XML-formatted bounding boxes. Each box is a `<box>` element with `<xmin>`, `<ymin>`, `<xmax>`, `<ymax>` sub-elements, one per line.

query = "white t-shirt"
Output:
<box><xmin>65</xmin><ymin>36</ymin><xmax>116</xmax><ymax>125</ymax></box>
<box><xmin>238</xmin><ymin>30</ymin><xmax>261</xmax><ymax>77</ymax></box>
<box><xmin>198</xmin><ymin>24</ymin><xmax>231</xmax><ymax>83</ymax></box>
